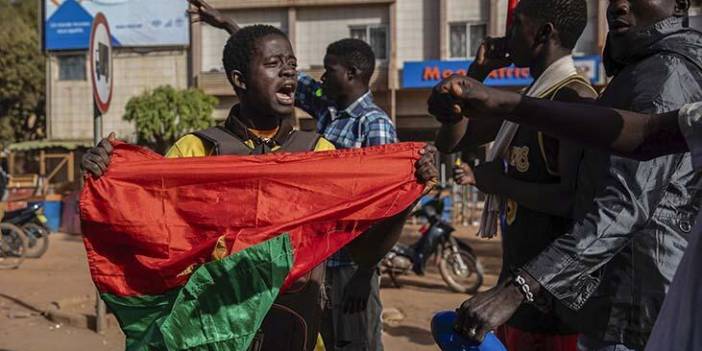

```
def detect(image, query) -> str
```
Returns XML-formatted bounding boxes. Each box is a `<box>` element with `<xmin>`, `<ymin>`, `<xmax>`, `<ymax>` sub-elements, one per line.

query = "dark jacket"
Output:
<box><xmin>523</xmin><ymin>17</ymin><xmax>702</xmax><ymax>349</ymax></box>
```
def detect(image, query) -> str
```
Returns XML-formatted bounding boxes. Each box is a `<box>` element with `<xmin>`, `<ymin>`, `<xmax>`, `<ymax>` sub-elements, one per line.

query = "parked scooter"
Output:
<box><xmin>2</xmin><ymin>203</ymin><xmax>50</xmax><ymax>258</ymax></box>
<box><xmin>0</xmin><ymin>222</ymin><xmax>27</xmax><ymax>269</ymax></box>
<box><xmin>381</xmin><ymin>199</ymin><xmax>483</xmax><ymax>294</ymax></box>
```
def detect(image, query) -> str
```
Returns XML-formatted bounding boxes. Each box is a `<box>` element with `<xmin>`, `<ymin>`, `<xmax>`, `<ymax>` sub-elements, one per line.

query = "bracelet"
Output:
<box><xmin>512</xmin><ymin>273</ymin><xmax>535</xmax><ymax>303</ymax></box>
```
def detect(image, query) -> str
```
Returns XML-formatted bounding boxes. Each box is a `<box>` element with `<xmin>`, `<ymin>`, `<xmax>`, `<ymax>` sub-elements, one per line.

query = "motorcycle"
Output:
<box><xmin>2</xmin><ymin>203</ymin><xmax>51</xmax><ymax>258</ymax></box>
<box><xmin>0</xmin><ymin>222</ymin><xmax>27</xmax><ymax>269</ymax></box>
<box><xmin>381</xmin><ymin>201</ymin><xmax>484</xmax><ymax>294</ymax></box>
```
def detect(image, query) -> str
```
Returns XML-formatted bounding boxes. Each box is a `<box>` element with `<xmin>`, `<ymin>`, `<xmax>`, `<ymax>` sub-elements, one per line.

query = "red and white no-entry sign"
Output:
<box><xmin>89</xmin><ymin>12</ymin><xmax>113</xmax><ymax>114</ymax></box>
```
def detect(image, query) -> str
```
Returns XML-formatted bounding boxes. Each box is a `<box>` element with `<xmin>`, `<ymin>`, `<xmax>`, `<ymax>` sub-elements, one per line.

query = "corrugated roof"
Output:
<box><xmin>7</xmin><ymin>140</ymin><xmax>93</xmax><ymax>152</ymax></box>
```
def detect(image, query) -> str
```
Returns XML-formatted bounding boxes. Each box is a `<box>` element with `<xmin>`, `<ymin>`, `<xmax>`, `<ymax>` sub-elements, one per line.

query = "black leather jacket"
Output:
<box><xmin>523</xmin><ymin>17</ymin><xmax>702</xmax><ymax>349</ymax></box>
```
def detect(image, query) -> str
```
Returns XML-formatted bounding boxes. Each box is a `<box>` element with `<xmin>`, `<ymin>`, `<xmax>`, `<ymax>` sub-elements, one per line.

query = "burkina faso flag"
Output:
<box><xmin>80</xmin><ymin>141</ymin><xmax>425</xmax><ymax>350</ymax></box>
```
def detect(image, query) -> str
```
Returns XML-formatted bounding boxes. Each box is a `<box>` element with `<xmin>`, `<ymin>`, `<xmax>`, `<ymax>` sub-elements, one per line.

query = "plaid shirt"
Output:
<box><xmin>296</xmin><ymin>72</ymin><xmax>398</xmax><ymax>266</ymax></box>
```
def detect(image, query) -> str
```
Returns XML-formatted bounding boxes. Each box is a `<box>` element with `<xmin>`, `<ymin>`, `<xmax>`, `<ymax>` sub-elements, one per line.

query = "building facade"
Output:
<box><xmin>47</xmin><ymin>0</ymin><xmax>609</xmax><ymax>143</ymax></box>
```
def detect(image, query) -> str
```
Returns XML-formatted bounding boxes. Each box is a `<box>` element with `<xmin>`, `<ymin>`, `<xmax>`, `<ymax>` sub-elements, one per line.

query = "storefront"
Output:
<box><xmin>394</xmin><ymin>55</ymin><xmax>605</xmax><ymax>141</ymax></box>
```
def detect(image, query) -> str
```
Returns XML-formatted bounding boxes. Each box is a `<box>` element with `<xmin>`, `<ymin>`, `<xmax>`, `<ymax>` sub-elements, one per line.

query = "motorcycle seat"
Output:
<box><xmin>2</xmin><ymin>203</ymin><xmax>41</xmax><ymax>222</ymax></box>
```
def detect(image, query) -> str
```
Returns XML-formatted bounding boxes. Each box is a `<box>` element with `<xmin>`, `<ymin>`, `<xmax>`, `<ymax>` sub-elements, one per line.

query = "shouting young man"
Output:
<box><xmin>429</xmin><ymin>1</ymin><xmax>702</xmax><ymax>350</ymax></box>
<box><xmin>187</xmin><ymin>3</ymin><xmax>411</xmax><ymax>349</ymax></box>
<box><xmin>433</xmin><ymin>1</ymin><xmax>596</xmax><ymax>350</ymax></box>
<box><xmin>82</xmin><ymin>24</ymin><xmax>437</xmax><ymax>351</ymax></box>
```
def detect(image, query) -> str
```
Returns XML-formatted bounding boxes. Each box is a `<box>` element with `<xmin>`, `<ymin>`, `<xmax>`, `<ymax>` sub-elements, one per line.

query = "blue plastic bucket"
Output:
<box><xmin>42</xmin><ymin>200</ymin><xmax>62</xmax><ymax>232</ymax></box>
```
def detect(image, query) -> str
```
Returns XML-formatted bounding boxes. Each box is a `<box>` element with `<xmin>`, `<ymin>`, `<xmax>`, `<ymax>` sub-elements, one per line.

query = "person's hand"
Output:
<box><xmin>472</xmin><ymin>161</ymin><xmax>504</xmax><ymax>195</ymax></box>
<box><xmin>81</xmin><ymin>132</ymin><xmax>116</xmax><ymax>178</ymax></box>
<box><xmin>454</xmin><ymin>280</ymin><xmax>524</xmax><ymax>343</ymax></box>
<box><xmin>453</xmin><ymin>163</ymin><xmax>475</xmax><ymax>186</ymax></box>
<box><xmin>342</xmin><ymin>269</ymin><xmax>374</xmax><ymax>314</ymax></box>
<box><xmin>428</xmin><ymin>75</ymin><xmax>496</xmax><ymax>122</ymax></box>
<box><xmin>188</xmin><ymin>0</ymin><xmax>239</xmax><ymax>34</ymax></box>
<box><xmin>468</xmin><ymin>37</ymin><xmax>512</xmax><ymax>81</ymax></box>
<box><xmin>427</xmin><ymin>74</ymin><xmax>468</xmax><ymax>124</ymax></box>
<box><xmin>416</xmin><ymin>144</ymin><xmax>439</xmax><ymax>184</ymax></box>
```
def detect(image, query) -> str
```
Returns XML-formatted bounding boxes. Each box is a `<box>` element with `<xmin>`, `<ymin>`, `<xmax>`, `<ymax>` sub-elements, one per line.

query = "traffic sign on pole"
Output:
<box><xmin>89</xmin><ymin>12</ymin><xmax>113</xmax><ymax>115</ymax></box>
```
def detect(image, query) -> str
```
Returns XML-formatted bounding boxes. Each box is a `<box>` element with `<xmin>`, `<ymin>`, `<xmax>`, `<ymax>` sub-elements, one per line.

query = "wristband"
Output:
<box><xmin>511</xmin><ymin>272</ymin><xmax>535</xmax><ymax>303</ymax></box>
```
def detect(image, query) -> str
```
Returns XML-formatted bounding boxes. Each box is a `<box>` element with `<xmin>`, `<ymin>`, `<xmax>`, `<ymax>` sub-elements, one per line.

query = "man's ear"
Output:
<box><xmin>675</xmin><ymin>0</ymin><xmax>691</xmax><ymax>16</ymax></box>
<box><xmin>535</xmin><ymin>23</ymin><xmax>555</xmax><ymax>46</ymax></box>
<box><xmin>346</xmin><ymin>66</ymin><xmax>360</xmax><ymax>82</ymax></box>
<box><xmin>230</xmin><ymin>70</ymin><xmax>247</xmax><ymax>91</ymax></box>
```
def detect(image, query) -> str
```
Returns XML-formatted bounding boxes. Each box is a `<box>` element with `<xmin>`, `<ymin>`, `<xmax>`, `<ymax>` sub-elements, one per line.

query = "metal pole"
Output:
<box><xmin>93</xmin><ymin>101</ymin><xmax>107</xmax><ymax>333</ymax></box>
<box><xmin>93</xmin><ymin>102</ymin><xmax>103</xmax><ymax>145</ymax></box>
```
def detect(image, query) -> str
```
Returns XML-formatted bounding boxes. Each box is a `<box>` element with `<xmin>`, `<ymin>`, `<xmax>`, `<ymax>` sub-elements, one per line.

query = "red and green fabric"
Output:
<box><xmin>80</xmin><ymin>141</ymin><xmax>425</xmax><ymax>350</ymax></box>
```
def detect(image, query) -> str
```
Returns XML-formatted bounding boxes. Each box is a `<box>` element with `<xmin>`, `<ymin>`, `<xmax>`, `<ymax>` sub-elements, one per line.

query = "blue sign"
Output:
<box><xmin>401</xmin><ymin>56</ymin><xmax>603</xmax><ymax>89</ymax></box>
<box><xmin>45</xmin><ymin>0</ymin><xmax>190</xmax><ymax>51</ymax></box>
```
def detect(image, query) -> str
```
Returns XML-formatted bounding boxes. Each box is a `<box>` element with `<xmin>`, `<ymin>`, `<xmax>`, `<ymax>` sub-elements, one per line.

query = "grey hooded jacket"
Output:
<box><xmin>523</xmin><ymin>17</ymin><xmax>702</xmax><ymax>349</ymax></box>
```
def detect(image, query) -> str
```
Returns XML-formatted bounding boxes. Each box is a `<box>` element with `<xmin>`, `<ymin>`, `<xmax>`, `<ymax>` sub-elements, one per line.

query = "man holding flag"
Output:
<box><xmin>81</xmin><ymin>22</ymin><xmax>437</xmax><ymax>351</ymax></box>
<box><xmin>187</xmin><ymin>1</ymin><xmax>408</xmax><ymax>348</ymax></box>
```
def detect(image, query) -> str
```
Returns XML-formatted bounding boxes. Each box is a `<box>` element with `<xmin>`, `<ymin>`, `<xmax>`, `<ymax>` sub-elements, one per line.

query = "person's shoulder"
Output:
<box><xmin>165</xmin><ymin>134</ymin><xmax>210</xmax><ymax>158</ymax></box>
<box><xmin>314</xmin><ymin>137</ymin><xmax>336</xmax><ymax>152</ymax></box>
<box><xmin>554</xmin><ymin>79</ymin><xmax>598</xmax><ymax>102</ymax></box>
<box><xmin>637</xmin><ymin>51</ymin><xmax>700</xmax><ymax>76</ymax></box>
<box><xmin>361</xmin><ymin>106</ymin><xmax>393</xmax><ymax>125</ymax></box>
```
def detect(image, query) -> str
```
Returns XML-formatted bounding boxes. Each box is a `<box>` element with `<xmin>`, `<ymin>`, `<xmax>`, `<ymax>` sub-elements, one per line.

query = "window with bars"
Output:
<box><xmin>449</xmin><ymin>22</ymin><xmax>487</xmax><ymax>58</ymax></box>
<box><xmin>349</xmin><ymin>25</ymin><xmax>388</xmax><ymax>60</ymax></box>
<box><xmin>58</xmin><ymin>55</ymin><xmax>87</xmax><ymax>81</ymax></box>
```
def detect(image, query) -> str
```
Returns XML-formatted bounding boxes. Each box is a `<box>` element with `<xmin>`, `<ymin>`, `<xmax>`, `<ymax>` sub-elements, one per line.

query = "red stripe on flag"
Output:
<box><xmin>81</xmin><ymin>142</ymin><xmax>425</xmax><ymax>296</ymax></box>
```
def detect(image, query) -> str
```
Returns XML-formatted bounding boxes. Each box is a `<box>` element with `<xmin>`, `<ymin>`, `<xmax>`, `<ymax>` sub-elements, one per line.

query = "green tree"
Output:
<box><xmin>0</xmin><ymin>0</ymin><xmax>46</xmax><ymax>145</ymax></box>
<box><xmin>123</xmin><ymin>85</ymin><xmax>218</xmax><ymax>154</ymax></box>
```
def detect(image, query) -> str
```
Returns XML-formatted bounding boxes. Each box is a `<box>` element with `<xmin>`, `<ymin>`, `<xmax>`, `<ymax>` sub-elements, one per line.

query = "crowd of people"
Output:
<box><xmin>80</xmin><ymin>0</ymin><xmax>702</xmax><ymax>350</ymax></box>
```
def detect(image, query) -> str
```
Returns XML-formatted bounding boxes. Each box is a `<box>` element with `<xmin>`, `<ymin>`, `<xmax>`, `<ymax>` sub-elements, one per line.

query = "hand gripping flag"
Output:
<box><xmin>80</xmin><ymin>141</ymin><xmax>425</xmax><ymax>350</ymax></box>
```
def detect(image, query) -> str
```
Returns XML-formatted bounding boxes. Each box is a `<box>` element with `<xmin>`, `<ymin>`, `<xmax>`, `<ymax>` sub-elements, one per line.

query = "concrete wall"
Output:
<box><xmin>296</xmin><ymin>5</ymin><xmax>388</xmax><ymax>69</ymax></box>
<box><xmin>48</xmin><ymin>49</ymin><xmax>188</xmax><ymax>142</ymax></box>
<box><xmin>446</xmin><ymin>0</ymin><xmax>489</xmax><ymax>25</ymax></box>
<box><xmin>395</xmin><ymin>0</ymin><xmax>440</xmax><ymax>67</ymax></box>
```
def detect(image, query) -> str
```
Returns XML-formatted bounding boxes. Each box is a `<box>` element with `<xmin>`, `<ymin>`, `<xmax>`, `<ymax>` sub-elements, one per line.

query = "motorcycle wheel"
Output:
<box><xmin>0</xmin><ymin>223</ymin><xmax>28</xmax><ymax>269</ymax></box>
<box><xmin>22</xmin><ymin>223</ymin><xmax>50</xmax><ymax>258</ymax></box>
<box><xmin>439</xmin><ymin>248</ymin><xmax>483</xmax><ymax>294</ymax></box>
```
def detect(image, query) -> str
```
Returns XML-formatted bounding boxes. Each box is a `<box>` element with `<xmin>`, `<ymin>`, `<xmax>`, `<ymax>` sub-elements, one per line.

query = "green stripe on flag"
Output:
<box><xmin>102</xmin><ymin>234</ymin><xmax>294</xmax><ymax>351</ymax></box>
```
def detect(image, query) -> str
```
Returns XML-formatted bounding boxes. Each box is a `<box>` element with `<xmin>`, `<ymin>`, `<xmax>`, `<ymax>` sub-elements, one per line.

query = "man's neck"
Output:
<box><xmin>237</xmin><ymin>102</ymin><xmax>280</xmax><ymax>130</ymax></box>
<box><xmin>529</xmin><ymin>48</ymin><xmax>571</xmax><ymax>80</ymax></box>
<box><xmin>336</xmin><ymin>87</ymin><xmax>369</xmax><ymax>111</ymax></box>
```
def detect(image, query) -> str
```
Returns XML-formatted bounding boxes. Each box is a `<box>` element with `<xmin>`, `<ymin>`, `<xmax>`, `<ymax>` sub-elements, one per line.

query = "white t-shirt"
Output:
<box><xmin>645</xmin><ymin>102</ymin><xmax>702</xmax><ymax>351</ymax></box>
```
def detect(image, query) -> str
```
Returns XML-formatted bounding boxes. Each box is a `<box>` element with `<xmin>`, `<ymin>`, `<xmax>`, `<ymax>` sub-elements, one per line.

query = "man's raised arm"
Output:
<box><xmin>428</xmin><ymin>75</ymin><xmax>688</xmax><ymax>160</ymax></box>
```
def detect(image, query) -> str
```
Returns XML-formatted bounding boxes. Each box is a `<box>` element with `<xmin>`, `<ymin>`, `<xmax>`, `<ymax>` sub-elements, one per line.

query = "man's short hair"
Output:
<box><xmin>326</xmin><ymin>38</ymin><xmax>376</xmax><ymax>83</ymax></box>
<box><xmin>518</xmin><ymin>0</ymin><xmax>588</xmax><ymax>50</ymax></box>
<box><xmin>222</xmin><ymin>24</ymin><xmax>287</xmax><ymax>83</ymax></box>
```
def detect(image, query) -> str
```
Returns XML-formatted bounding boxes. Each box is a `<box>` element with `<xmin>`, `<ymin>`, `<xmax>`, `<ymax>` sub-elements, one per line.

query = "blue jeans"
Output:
<box><xmin>577</xmin><ymin>335</ymin><xmax>639</xmax><ymax>351</ymax></box>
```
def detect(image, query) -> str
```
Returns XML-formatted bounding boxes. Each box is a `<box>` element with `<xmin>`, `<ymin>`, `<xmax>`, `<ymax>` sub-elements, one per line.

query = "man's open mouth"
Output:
<box><xmin>275</xmin><ymin>82</ymin><xmax>295</xmax><ymax>106</ymax></box>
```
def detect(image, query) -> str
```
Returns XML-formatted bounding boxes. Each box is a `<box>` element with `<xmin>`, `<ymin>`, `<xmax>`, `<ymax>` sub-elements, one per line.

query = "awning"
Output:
<box><xmin>7</xmin><ymin>140</ymin><xmax>93</xmax><ymax>152</ymax></box>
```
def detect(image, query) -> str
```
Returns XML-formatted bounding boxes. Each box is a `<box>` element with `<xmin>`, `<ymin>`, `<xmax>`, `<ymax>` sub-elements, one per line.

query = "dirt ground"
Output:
<box><xmin>0</xmin><ymin>225</ymin><xmax>502</xmax><ymax>351</ymax></box>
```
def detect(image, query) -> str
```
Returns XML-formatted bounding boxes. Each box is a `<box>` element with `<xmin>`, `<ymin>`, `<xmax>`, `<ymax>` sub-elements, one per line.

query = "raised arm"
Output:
<box><xmin>294</xmin><ymin>72</ymin><xmax>333</xmax><ymax>120</ymax></box>
<box><xmin>429</xmin><ymin>75</ymin><xmax>688</xmax><ymax>160</ymax></box>
<box><xmin>188</xmin><ymin>0</ymin><xmax>239</xmax><ymax>35</ymax></box>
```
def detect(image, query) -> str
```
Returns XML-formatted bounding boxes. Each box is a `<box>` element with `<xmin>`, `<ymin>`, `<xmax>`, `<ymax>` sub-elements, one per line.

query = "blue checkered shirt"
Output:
<box><xmin>296</xmin><ymin>72</ymin><xmax>398</xmax><ymax>266</ymax></box>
